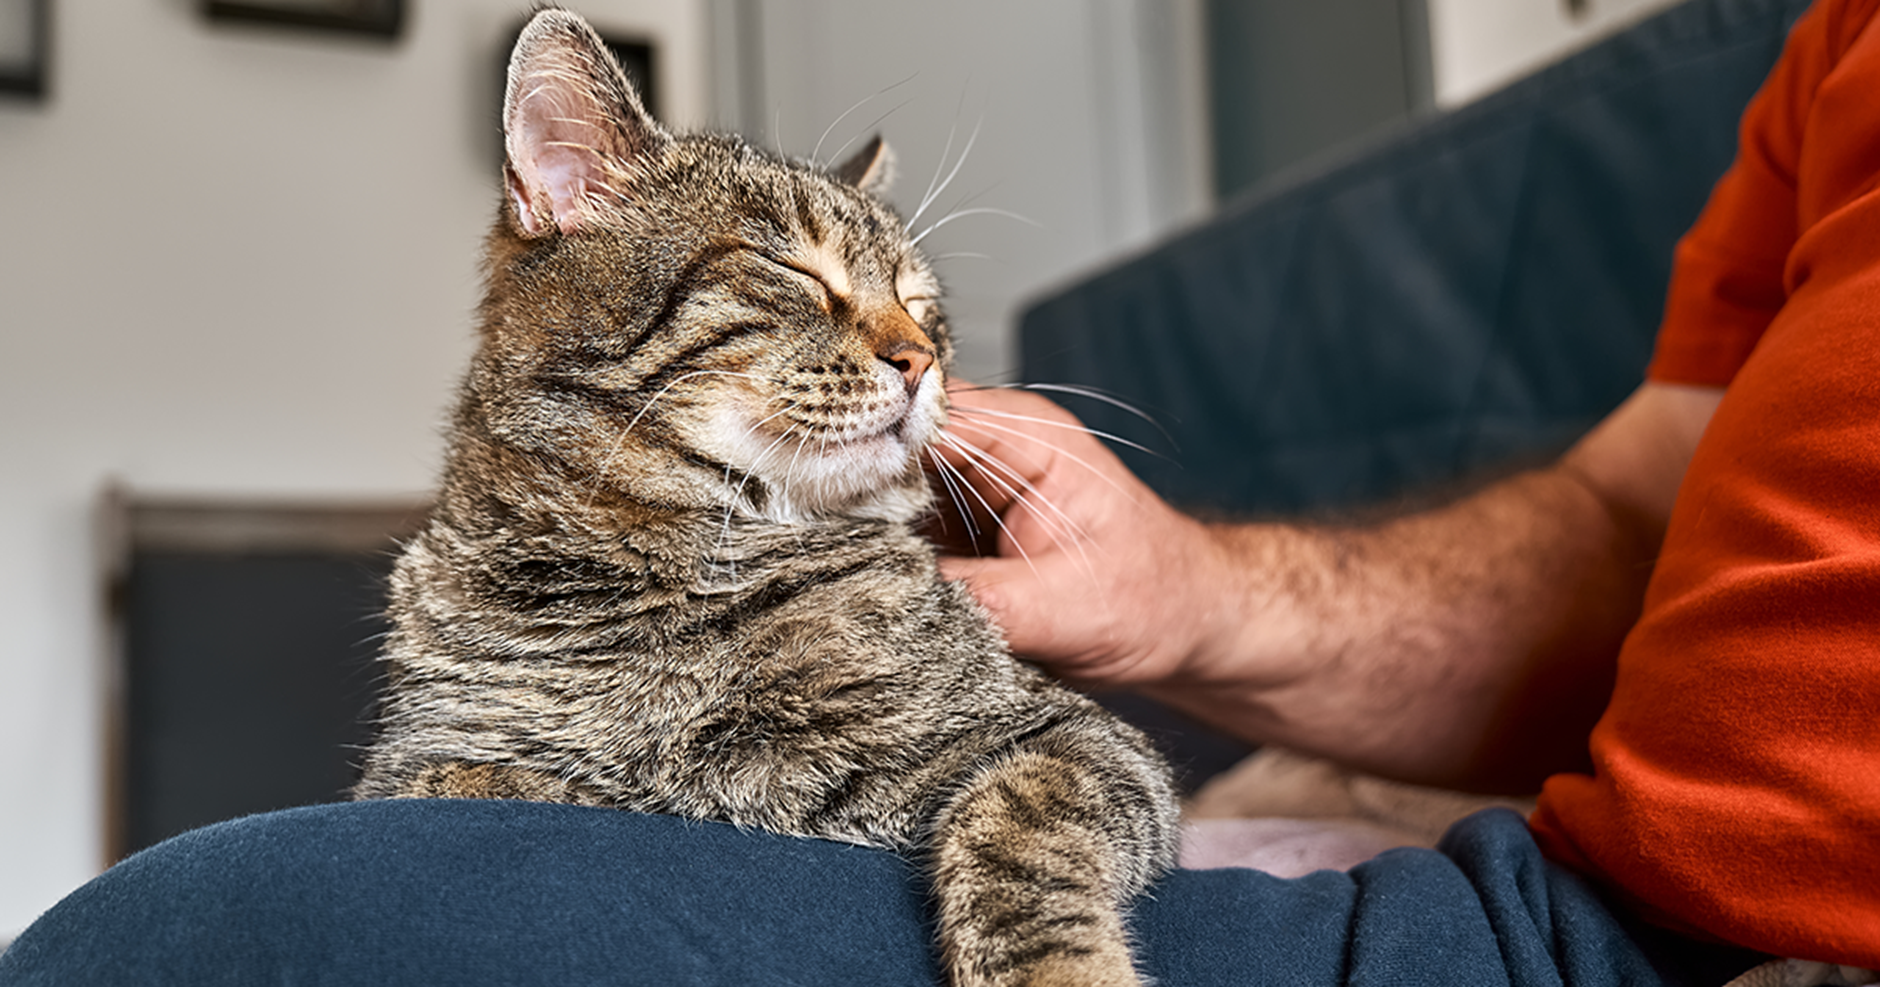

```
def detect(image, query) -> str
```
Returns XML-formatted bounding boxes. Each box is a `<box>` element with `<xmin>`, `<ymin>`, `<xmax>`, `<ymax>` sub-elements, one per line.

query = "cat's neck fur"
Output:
<box><xmin>428</xmin><ymin>403</ymin><xmax>931</xmax><ymax>595</ymax></box>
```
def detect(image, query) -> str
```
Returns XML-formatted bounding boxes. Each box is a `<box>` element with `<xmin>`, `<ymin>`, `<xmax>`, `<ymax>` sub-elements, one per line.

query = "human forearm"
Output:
<box><xmin>1147</xmin><ymin>384</ymin><xmax>1721</xmax><ymax>790</ymax></box>
<box><xmin>1146</xmin><ymin>467</ymin><xmax>1654</xmax><ymax>793</ymax></box>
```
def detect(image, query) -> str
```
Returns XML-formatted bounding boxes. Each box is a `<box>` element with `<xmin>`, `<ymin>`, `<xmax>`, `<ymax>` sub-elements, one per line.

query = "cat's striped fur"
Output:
<box><xmin>353</xmin><ymin>10</ymin><xmax>1179</xmax><ymax>986</ymax></box>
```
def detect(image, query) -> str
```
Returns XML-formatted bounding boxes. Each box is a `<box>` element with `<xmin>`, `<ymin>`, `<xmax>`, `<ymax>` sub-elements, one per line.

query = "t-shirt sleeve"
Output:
<box><xmin>1644</xmin><ymin>0</ymin><xmax>1839</xmax><ymax>386</ymax></box>
<box><xmin>1533</xmin><ymin>0</ymin><xmax>1880</xmax><ymax>964</ymax></box>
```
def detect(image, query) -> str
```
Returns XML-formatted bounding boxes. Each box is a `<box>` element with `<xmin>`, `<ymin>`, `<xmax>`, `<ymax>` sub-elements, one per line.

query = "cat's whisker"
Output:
<box><xmin>929</xmin><ymin>451</ymin><xmax>1036</xmax><ymax>578</ymax></box>
<box><xmin>910</xmin><ymin>93</ymin><xmax>968</xmax><ymax>230</ymax></box>
<box><xmin>937</xmin><ymin>433</ymin><xmax>1101</xmax><ymax>580</ymax></box>
<box><xmin>942</xmin><ymin>417</ymin><xmax>1144</xmax><ymax>508</ymax></box>
<box><xmin>923</xmin><ymin>446</ymin><xmax>981</xmax><ymax>544</ymax></box>
<box><xmin>824</xmin><ymin>98</ymin><xmax>913</xmax><ymax>167</ymax></box>
<box><xmin>811</xmin><ymin>72</ymin><xmax>917</xmax><ymax>164</ymax></box>
<box><xmin>938</xmin><ymin>433</ymin><xmax>1092</xmax><ymax>550</ymax></box>
<box><xmin>581</xmin><ymin>369</ymin><xmax>769</xmax><ymax>511</ymax></box>
<box><xmin>911</xmin><ymin>206</ymin><xmax>1039</xmax><ymax>247</ymax></box>
<box><xmin>926</xmin><ymin>452</ymin><xmax>983</xmax><ymax>546</ymax></box>
<box><xmin>932</xmin><ymin>434</ymin><xmax>1097</xmax><ymax>582</ymax></box>
<box><xmin>740</xmin><ymin>425</ymin><xmax>805</xmax><ymax>532</ymax></box>
<box><xmin>743</xmin><ymin>404</ymin><xmax>799</xmax><ymax>437</ymax></box>
<box><xmin>778</xmin><ymin>423</ymin><xmax>816</xmax><ymax>505</ymax></box>
<box><xmin>622</xmin><ymin>370</ymin><xmax>769</xmax><ymax>436</ymax></box>
<box><xmin>916</xmin><ymin>182</ymin><xmax>998</xmax><ymax>244</ymax></box>
<box><xmin>706</xmin><ymin>410</ymin><xmax>802</xmax><ymax>575</ymax></box>
<box><xmin>714</xmin><ymin>463</ymin><xmax>737</xmax><ymax>568</ymax></box>
<box><xmin>727</xmin><ymin>421</ymin><xmax>799</xmax><ymax>514</ymax></box>
<box><xmin>909</xmin><ymin>112</ymin><xmax>984</xmax><ymax>232</ymax></box>
<box><xmin>934</xmin><ymin>446</ymin><xmax>982</xmax><ymax>543</ymax></box>
<box><xmin>946</xmin><ymin>405</ymin><xmax>1171</xmax><ymax>462</ymax></box>
<box><xmin>968</xmin><ymin>382</ymin><xmax>1179</xmax><ymax>451</ymax></box>
<box><xmin>937</xmin><ymin>455</ymin><xmax>1080</xmax><ymax>573</ymax></box>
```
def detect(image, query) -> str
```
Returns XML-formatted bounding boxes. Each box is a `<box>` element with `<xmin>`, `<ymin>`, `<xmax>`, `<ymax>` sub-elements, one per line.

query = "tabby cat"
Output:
<box><xmin>352</xmin><ymin>9</ymin><xmax>1180</xmax><ymax>986</ymax></box>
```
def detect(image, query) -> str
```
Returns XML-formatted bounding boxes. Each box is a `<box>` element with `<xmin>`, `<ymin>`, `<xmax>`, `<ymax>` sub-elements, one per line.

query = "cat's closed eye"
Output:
<box><xmin>754</xmin><ymin>252</ymin><xmax>837</xmax><ymax>313</ymax></box>
<box><xmin>903</xmin><ymin>297</ymin><xmax>937</xmax><ymax>325</ymax></box>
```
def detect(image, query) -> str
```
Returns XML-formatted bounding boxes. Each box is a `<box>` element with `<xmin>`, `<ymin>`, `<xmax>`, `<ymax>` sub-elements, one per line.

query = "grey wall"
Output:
<box><xmin>1207</xmin><ymin>0</ymin><xmax>1432</xmax><ymax>198</ymax></box>
<box><xmin>1427</xmin><ymin>0</ymin><xmax>1690</xmax><ymax>104</ymax></box>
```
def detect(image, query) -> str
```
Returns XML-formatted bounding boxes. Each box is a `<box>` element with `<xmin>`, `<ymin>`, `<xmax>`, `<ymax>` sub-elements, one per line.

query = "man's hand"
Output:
<box><xmin>929</xmin><ymin>380</ymin><xmax>1723</xmax><ymax>793</ymax></box>
<box><xmin>929</xmin><ymin>385</ymin><xmax>1247</xmax><ymax>688</ymax></box>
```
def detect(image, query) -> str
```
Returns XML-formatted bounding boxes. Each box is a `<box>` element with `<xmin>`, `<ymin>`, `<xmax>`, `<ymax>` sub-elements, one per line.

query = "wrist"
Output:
<box><xmin>1171</xmin><ymin>522</ymin><xmax>1327</xmax><ymax>694</ymax></box>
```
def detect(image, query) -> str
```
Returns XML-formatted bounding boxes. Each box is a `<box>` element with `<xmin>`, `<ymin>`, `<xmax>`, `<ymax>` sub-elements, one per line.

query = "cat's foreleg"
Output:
<box><xmin>928</xmin><ymin>726</ymin><xmax>1178</xmax><ymax>987</ymax></box>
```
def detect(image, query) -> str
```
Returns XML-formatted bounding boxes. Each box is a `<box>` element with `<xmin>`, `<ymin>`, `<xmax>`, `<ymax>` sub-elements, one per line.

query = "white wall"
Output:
<box><xmin>0</xmin><ymin>0</ymin><xmax>709</xmax><ymax>939</ymax></box>
<box><xmin>0</xmin><ymin>0</ymin><xmax>1209</xmax><ymax>939</ymax></box>
<box><xmin>1428</xmin><ymin>0</ymin><xmax>1690</xmax><ymax>106</ymax></box>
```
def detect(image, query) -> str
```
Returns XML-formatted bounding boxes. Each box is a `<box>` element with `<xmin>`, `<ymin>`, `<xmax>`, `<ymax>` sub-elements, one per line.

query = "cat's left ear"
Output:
<box><xmin>502</xmin><ymin>9</ymin><xmax>670</xmax><ymax>237</ymax></box>
<box><xmin>833</xmin><ymin>135</ymin><xmax>895</xmax><ymax>196</ymax></box>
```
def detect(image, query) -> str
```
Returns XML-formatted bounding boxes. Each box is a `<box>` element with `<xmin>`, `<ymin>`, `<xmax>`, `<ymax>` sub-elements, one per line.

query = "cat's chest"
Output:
<box><xmin>615</xmin><ymin>564</ymin><xmax>999</xmax><ymax>716</ymax></box>
<box><xmin>556</xmin><ymin>581</ymin><xmax>1029</xmax><ymax>842</ymax></box>
<box><xmin>591</xmin><ymin>566</ymin><xmax>1014</xmax><ymax>739</ymax></box>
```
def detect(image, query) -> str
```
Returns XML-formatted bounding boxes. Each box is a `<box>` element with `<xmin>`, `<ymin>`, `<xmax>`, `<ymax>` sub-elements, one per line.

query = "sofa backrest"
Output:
<box><xmin>1017</xmin><ymin>0</ymin><xmax>1812</xmax><ymax>516</ymax></box>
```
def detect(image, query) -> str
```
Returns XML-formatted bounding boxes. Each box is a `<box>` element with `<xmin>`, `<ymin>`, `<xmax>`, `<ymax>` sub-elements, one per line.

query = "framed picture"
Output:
<box><xmin>0</xmin><ymin>0</ymin><xmax>49</xmax><ymax>99</ymax></box>
<box><xmin>203</xmin><ymin>0</ymin><xmax>405</xmax><ymax>41</ymax></box>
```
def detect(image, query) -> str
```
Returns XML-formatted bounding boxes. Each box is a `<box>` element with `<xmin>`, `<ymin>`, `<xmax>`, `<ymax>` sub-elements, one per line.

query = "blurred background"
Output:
<box><xmin>0</xmin><ymin>0</ymin><xmax>1686</xmax><ymax>937</ymax></box>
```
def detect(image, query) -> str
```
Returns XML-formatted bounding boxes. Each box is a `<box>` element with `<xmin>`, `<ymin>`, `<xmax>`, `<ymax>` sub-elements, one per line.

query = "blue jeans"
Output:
<box><xmin>0</xmin><ymin>801</ymin><xmax>1761</xmax><ymax>986</ymax></box>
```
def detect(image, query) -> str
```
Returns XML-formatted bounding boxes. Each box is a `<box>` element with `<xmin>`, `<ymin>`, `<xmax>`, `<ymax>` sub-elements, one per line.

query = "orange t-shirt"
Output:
<box><xmin>1529</xmin><ymin>0</ymin><xmax>1880</xmax><ymax>966</ymax></box>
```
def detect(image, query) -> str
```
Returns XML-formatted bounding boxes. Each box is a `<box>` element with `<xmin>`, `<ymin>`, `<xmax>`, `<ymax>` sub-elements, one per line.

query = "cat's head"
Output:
<box><xmin>471</xmin><ymin>8</ymin><xmax>949</xmax><ymax>525</ymax></box>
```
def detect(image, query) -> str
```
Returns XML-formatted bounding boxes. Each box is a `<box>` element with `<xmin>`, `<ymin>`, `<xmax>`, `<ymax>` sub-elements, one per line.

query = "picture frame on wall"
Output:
<box><xmin>203</xmin><ymin>0</ymin><xmax>405</xmax><ymax>41</ymax></box>
<box><xmin>0</xmin><ymin>0</ymin><xmax>49</xmax><ymax>99</ymax></box>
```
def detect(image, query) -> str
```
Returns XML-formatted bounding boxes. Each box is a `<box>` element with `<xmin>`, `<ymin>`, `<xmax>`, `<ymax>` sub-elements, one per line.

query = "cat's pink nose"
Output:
<box><xmin>879</xmin><ymin>344</ymin><xmax>934</xmax><ymax>395</ymax></box>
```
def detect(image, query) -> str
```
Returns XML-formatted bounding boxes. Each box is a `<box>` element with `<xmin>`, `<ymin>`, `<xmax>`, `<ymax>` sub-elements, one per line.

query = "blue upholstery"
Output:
<box><xmin>1019</xmin><ymin>0</ymin><xmax>1812</xmax><ymax>515</ymax></box>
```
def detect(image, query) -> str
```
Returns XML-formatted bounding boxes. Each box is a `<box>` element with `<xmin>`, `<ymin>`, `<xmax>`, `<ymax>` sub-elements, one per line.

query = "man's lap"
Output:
<box><xmin>0</xmin><ymin>800</ymin><xmax>1756</xmax><ymax>986</ymax></box>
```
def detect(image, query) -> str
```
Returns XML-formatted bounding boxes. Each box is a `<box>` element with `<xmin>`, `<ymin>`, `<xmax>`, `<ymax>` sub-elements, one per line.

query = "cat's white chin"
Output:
<box><xmin>752</xmin><ymin>431</ymin><xmax>932</xmax><ymax>522</ymax></box>
<box><xmin>697</xmin><ymin>383</ymin><xmax>943</xmax><ymax>523</ymax></box>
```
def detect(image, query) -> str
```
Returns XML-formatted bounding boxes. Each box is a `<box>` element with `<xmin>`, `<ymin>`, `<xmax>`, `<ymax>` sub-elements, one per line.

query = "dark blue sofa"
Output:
<box><xmin>1019</xmin><ymin>0</ymin><xmax>1811</xmax><ymax>517</ymax></box>
<box><xmin>1027</xmin><ymin>0</ymin><xmax>1813</xmax><ymax>790</ymax></box>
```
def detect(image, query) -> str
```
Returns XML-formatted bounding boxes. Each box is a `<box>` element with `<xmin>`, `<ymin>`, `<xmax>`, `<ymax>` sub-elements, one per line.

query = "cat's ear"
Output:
<box><xmin>502</xmin><ymin>9</ymin><xmax>669</xmax><ymax>237</ymax></box>
<box><xmin>832</xmin><ymin>135</ymin><xmax>895</xmax><ymax>196</ymax></box>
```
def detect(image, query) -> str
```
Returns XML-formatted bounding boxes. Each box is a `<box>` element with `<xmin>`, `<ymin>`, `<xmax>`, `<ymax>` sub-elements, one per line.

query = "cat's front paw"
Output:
<box><xmin>1002</xmin><ymin>945</ymin><xmax>1144</xmax><ymax>987</ymax></box>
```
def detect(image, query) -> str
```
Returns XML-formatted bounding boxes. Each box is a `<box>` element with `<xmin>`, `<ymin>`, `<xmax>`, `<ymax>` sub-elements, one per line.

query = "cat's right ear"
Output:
<box><xmin>502</xmin><ymin>9</ymin><xmax>669</xmax><ymax>237</ymax></box>
<box><xmin>833</xmin><ymin>135</ymin><xmax>896</xmax><ymax>196</ymax></box>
